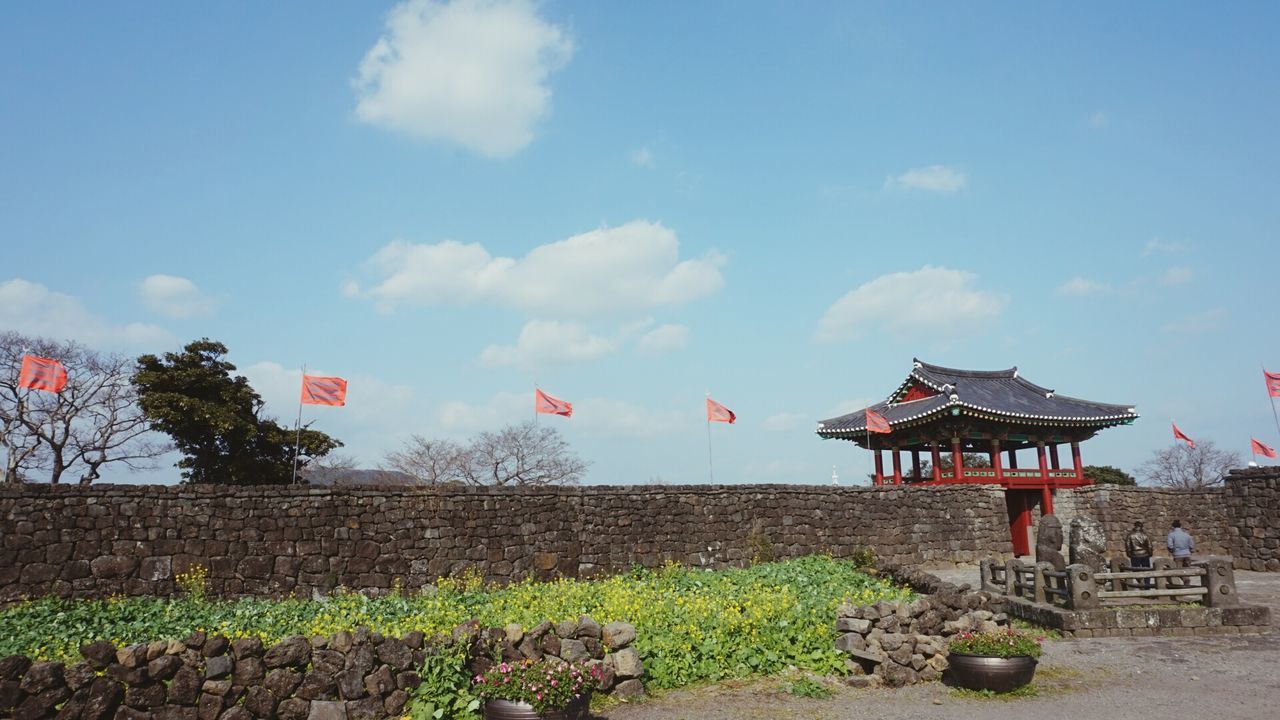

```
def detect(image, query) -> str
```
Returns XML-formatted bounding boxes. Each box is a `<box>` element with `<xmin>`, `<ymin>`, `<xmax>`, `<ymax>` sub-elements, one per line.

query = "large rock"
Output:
<box><xmin>18</xmin><ymin>661</ymin><xmax>63</xmax><ymax>695</ymax></box>
<box><xmin>602</xmin><ymin>622</ymin><xmax>636</xmax><ymax>649</ymax></box>
<box><xmin>265</xmin><ymin>636</ymin><xmax>311</xmax><ymax>670</ymax></box>
<box><xmin>609</xmin><ymin>648</ymin><xmax>644</xmax><ymax>680</ymax></box>
<box><xmin>1035</xmin><ymin>515</ymin><xmax>1067</xmax><ymax>571</ymax></box>
<box><xmin>1068</xmin><ymin>516</ymin><xmax>1108</xmax><ymax>572</ymax></box>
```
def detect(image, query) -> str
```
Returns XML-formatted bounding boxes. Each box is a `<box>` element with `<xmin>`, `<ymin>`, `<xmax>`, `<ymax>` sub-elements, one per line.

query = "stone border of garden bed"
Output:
<box><xmin>0</xmin><ymin>617</ymin><xmax>645</xmax><ymax>720</ymax></box>
<box><xmin>1001</xmin><ymin>595</ymin><xmax>1271</xmax><ymax>637</ymax></box>
<box><xmin>832</xmin><ymin>563</ymin><xmax>1011</xmax><ymax>688</ymax></box>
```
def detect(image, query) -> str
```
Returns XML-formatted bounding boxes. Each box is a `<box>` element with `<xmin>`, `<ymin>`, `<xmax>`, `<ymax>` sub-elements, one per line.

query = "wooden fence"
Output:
<box><xmin>980</xmin><ymin>556</ymin><xmax>1239</xmax><ymax>610</ymax></box>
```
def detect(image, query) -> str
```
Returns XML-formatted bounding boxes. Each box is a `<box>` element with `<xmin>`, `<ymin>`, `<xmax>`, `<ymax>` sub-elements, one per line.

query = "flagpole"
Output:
<box><xmin>1264</xmin><ymin>364</ymin><xmax>1280</xmax><ymax>440</ymax></box>
<box><xmin>706</xmin><ymin>391</ymin><xmax>715</xmax><ymax>484</ymax></box>
<box><xmin>291</xmin><ymin>365</ymin><xmax>305</xmax><ymax>485</ymax></box>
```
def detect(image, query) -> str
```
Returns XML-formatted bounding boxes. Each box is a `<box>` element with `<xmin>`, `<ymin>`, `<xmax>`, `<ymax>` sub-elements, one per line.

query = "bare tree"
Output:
<box><xmin>1138</xmin><ymin>439</ymin><xmax>1243</xmax><ymax>489</ymax></box>
<box><xmin>382</xmin><ymin>436</ymin><xmax>469</xmax><ymax>485</ymax></box>
<box><xmin>1</xmin><ymin>332</ymin><xmax>169</xmax><ymax>484</ymax></box>
<box><xmin>383</xmin><ymin>421</ymin><xmax>589</xmax><ymax>486</ymax></box>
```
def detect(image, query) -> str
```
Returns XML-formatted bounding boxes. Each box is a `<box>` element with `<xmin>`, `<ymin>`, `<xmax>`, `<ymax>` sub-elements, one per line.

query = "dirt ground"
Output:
<box><xmin>594</xmin><ymin>567</ymin><xmax>1280</xmax><ymax>720</ymax></box>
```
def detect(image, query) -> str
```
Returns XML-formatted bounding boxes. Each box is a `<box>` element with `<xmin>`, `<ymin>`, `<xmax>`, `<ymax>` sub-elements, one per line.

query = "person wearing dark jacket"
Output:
<box><xmin>1126</xmin><ymin>521</ymin><xmax>1153</xmax><ymax>588</ymax></box>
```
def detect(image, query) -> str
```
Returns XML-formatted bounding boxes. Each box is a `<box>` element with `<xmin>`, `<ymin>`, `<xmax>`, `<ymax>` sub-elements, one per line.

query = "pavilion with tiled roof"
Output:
<box><xmin>816</xmin><ymin>359</ymin><xmax>1138</xmax><ymax>554</ymax></box>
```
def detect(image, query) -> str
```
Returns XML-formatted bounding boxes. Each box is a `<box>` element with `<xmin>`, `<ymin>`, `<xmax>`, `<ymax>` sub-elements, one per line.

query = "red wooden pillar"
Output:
<box><xmin>931</xmin><ymin>443</ymin><xmax>942</xmax><ymax>482</ymax></box>
<box><xmin>891</xmin><ymin>449</ymin><xmax>903</xmax><ymax>485</ymax></box>
<box><xmin>911</xmin><ymin>450</ymin><xmax>921</xmax><ymax>480</ymax></box>
<box><xmin>1036</xmin><ymin>441</ymin><xmax>1053</xmax><ymax>513</ymax></box>
<box><xmin>992</xmin><ymin>438</ymin><xmax>1004</xmax><ymax>482</ymax></box>
<box><xmin>1007</xmin><ymin>449</ymin><xmax>1018</xmax><ymax>469</ymax></box>
<box><xmin>873</xmin><ymin>450</ymin><xmax>884</xmax><ymax>486</ymax></box>
<box><xmin>1071</xmin><ymin>441</ymin><xmax>1084</xmax><ymax>482</ymax></box>
<box><xmin>1050</xmin><ymin>444</ymin><xmax>1061</xmax><ymax>470</ymax></box>
<box><xmin>951</xmin><ymin>438</ymin><xmax>964</xmax><ymax>481</ymax></box>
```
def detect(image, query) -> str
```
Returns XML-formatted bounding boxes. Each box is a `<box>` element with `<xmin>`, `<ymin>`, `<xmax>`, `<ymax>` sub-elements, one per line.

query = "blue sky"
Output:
<box><xmin>3</xmin><ymin>0</ymin><xmax>1278</xmax><ymax>485</ymax></box>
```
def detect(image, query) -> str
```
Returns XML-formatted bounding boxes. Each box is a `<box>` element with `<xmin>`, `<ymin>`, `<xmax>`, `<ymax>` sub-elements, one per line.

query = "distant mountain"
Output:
<box><xmin>303</xmin><ymin>467</ymin><xmax>425</xmax><ymax>487</ymax></box>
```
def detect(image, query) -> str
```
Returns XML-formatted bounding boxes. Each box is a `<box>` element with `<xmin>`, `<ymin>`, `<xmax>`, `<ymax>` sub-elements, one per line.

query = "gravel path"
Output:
<box><xmin>595</xmin><ymin>567</ymin><xmax>1280</xmax><ymax>720</ymax></box>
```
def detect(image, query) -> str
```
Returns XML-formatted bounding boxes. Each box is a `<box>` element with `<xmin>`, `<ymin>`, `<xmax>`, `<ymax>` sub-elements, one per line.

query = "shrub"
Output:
<box><xmin>474</xmin><ymin>659</ymin><xmax>602</xmax><ymax>714</ymax></box>
<box><xmin>948</xmin><ymin>628</ymin><xmax>1043</xmax><ymax>659</ymax></box>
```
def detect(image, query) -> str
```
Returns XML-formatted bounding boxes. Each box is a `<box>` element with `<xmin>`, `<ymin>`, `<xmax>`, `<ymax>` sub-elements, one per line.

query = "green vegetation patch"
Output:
<box><xmin>0</xmin><ymin>555</ymin><xmax>910</xmax><ymax>690</ymax></box>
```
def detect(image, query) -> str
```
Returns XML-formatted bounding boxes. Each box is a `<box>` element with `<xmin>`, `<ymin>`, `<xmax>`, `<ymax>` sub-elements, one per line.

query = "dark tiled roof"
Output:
<box><xmin>816</xmin><ymin>359</ymin><xmax>1138</xmax><ymax>437</ymax></box>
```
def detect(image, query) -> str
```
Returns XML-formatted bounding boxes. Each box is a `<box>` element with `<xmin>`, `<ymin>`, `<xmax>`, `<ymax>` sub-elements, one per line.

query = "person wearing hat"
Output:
<box><xmin>1125</xmin><ymin>521</ymin><xmax>1153</xmax><ymax>588</ymax></box>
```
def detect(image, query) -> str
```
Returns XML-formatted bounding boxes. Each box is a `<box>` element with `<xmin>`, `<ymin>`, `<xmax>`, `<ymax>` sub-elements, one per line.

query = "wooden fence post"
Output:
<box><xmin>1005</xmin><ymin>558</ymin><xmax>1019</xmax><ymax>597</ymax></box>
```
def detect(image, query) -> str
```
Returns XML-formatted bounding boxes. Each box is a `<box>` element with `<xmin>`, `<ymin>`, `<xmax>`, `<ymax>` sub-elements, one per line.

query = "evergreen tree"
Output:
<box><xmin>133</xmin><ymin>339</ymin><xmax>340</xmax><ymax>484</ymax></box>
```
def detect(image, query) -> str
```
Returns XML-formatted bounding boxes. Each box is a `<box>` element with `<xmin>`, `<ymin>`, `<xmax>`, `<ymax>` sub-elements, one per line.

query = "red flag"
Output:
<box><xmin>865</xmin><ymin>409</ymin><xmax>891</xmax><ymax>434</ymax></box>
<box><xmin>18</xmin><ymin>354</ymin><xmax>68</xmax><ymax>393</ymax></box>
<box><xmin>706</xmin><ymin>397</ymin><xmax>735</xmax><ymax>424</ymax></box>
<box><xmin>1265</xmin><ymin>369</ymin><xmax>1280</xmax><ymax>398</ymax></box>
<box><xmin>1172</xmin><ymin>423</ymin><xmax>1195</xmax><ymax>449</ymax></box>
<box><xmin>301</xmin><ymin>375</ymin><xmax>347</xmax><ymax>406</ymax></box>
<box><xmin>1252</xmin><ymin>438</ymin><xmax>1277</xmax><ymax>459</ymax></box>
<box><xmin>535</xmin><ymin>388</ymin><xmax>572</xmax><ymax>417</ymax></box>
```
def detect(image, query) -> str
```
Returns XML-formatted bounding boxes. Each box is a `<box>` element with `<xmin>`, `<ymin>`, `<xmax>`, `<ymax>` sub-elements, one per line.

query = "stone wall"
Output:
<box><xmin>0</xmin><ymin>484</ymin><xmax>1013</xmax><ymax>602</ymax></box>
<box><xmin>834</xmin><ymin>564</ymin><xmax>1010</xmax><ymax>688</ymax></box>
<box><xmin>1223</xmin><ymin>467</ymin><xmax>1280</xmax><ymax>571</ymax></box>
<box><xmin>0</xmin><ymin>617</ymin><xmax>642</xmax><ymax>720</ymax></box>
<box><xmin>1041</xmin><ymin>485</ymin><xmax>1230</xmax><ymax>558</ymax></box>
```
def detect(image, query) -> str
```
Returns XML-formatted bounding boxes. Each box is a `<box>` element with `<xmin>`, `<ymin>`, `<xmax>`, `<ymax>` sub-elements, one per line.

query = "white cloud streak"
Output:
<box><xmin>479</xmin><ymin>320</ymin><xmax>619</xmax><ymax>368</ymax></box>
<box><xmin>636</xmin><ymin>324</ymin><xmax>689</xmax><ymax>353</ymax></box>
<box><xmin>885</xmin><ymin>165</ymin><xmax>968</xmax><ymax>193</ymax></box>
<box><xmin>1057</xmin><ymin>276</ymin><xmax>1109</xmax><ymax>297</ymax></box>
<box><xmin>1161</xmin><ymin>308</ymin><xmax>1228</xmax><ymax>334</ymax></box>
<box><xmin>815</xmin><ymin>266</ymin><xmax>1007</xmax><ymax>342</ymax></box>
<box><xmin>347</xmin><ymin>220</ymin><xmax>725</xmax><ymax>318</ymax></box>
<box><xmin>1161</xmin><ymin>267</ymin><xmax>1193</xmax><ymax>286</ymax></box>
<box><xmin>139</xmin><ymin>274</ymin><xmax>216</xmax><ymax>318</ymax></box>
<box><xmin>0</xmin><ymin>278</ymin><xmax>173</xmax><ymax>350</ymax></box>
<box><xmin>353</xmin><ymin>0</ymin><xmax>573</xmax><ymax>157</ymax></box>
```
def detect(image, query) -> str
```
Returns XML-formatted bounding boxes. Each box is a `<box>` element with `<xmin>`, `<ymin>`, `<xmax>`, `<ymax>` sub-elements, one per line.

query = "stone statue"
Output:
<box><xmin>1068</xmin><ymin>516</ymin><xmax>1107</xmax><ymax>572</ymax></box>
<box><xmin>1035</xmin><ymin>515</ymin><xmax>1066</xmax><ymax>571</ymax></box>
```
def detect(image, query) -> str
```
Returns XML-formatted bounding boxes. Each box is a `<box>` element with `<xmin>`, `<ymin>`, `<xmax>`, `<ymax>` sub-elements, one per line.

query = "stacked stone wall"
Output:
<box><xmin>0</xmin><ymin>484</ymin><xmax>1013</xmax><ymax>602</ymax></box>
<box><xmin>1040</xmin><ymin>485</ymin><xmax>1229</xmax><ymax>558</ymax></box>
<box><xmin>1223</xmin><ymin>467</ymin><xmax>1280</xmax><ymax>571</ymax></box>
<box><xmin>0</xmin><ymin>617</ymin><xmax>641</xmax><ymax>720</ymax></box>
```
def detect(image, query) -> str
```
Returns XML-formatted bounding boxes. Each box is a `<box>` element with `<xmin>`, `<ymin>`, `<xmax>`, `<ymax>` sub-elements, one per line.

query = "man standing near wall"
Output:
<box><xmin>1166</xmin><ymin>519</ymin><xmax>1195</xmax><ymax>568</ymax></box>
<box><xmin>1126</xmin><ymin>521</ymin><xmax>1153</xmax><ymax>587</ymax></box>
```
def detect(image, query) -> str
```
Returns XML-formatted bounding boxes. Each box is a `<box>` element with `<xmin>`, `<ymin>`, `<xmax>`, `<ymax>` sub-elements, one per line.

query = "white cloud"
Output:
<box><xmin>1143</xmin><ymin>237</ymin><xmax>1186</xmax><ymax>256</ymax></box>
<box><xmin>0</xmin><ymin>278</ymin><xmax>173</xmax><ymax>349</ymax></box>
<box><xmin>631</xmin><ymin>146</ymin><xmax>655</xmax><ymax>169</ymax></box>
<box><xmin>479</xmin><ymin>320</ymin><xmax>619</xmax><ymax>367</ymax></box>
<box><xmin>435</xmin><ymin>391</ymin><xmax>530</xmax><ymax>433</ymax></box>
<box><xmin>762</xmin><ymin>412</ymin><xmax>807</xmax><ymax>432</ymax></box>
<box><xmin>1161</xmin><ymin>308</ymin><xmax>1228</xmax><ymax>334</ymax></box>
<box><xmin>636</xmin><ymin>324</ymin><xmax>689</xmax><ymax>353</ymax></box>
<box><xmin>138</xmin><ymin>274</ymin><xmax>216</xmax><ymax>318</ymax></box>
<box><xmin>573</xmin><ymin>398</ymin><xmax>689</xmax><ymax>438</ymax></box>
<box><xmin>348</xmin><ymin>220</ymin><xmax>725</xmax><ymax>317</ymax></box>
<box><xmin>885</xmin><ymin>165</ymin><xmax>968</xmax><ymax>193</ymax></box>
<box><xmin>1161</xmin><ymin>267</ymin><xmax>1193</xmax><ymax>286</ymax></box>
<box><xmin>353</xmin><ymin>0</ymin><xmax>573</xmax><ymax>157</ymax></box>
<box><xmin>815</xmin><ymin>266</ymin><xmax>1007</xmax><ymax>342</ymax></box>
<box><xmin>1090</xmin><ymin>110</ymin><xmax>1108</xmax><ymax>128</ymax></box>
<box><xmin>1057</xmin><ymin>276</ymin><xmax>1109</xmax><ymax>296</ymax></box>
